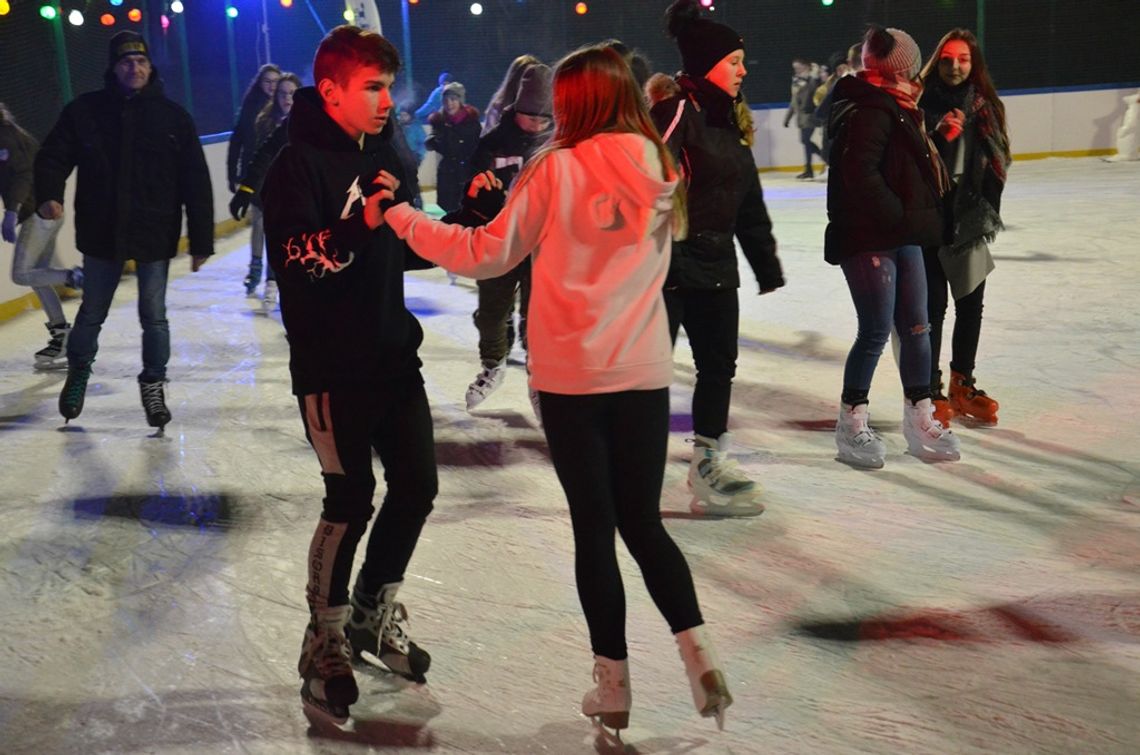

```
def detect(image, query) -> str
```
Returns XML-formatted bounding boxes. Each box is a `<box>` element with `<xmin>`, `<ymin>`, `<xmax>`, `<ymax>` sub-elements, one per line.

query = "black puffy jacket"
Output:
<box><xmin>34</xmin><ymin>71</ymin><xmax>214</xmax><ymax>262</ymax></box>
<box><xmin>824</xmin><ymin>75</ymin><xmax>947</xmax><ymax>265</ymax></box>
<box><xmin>650</xmin><ymin>76</ymin><xmax>782</xmax><ymax>293</ymax></box>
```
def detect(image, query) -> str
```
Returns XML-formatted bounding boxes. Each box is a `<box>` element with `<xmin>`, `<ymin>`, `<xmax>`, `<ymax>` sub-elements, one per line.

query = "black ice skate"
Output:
<box><xmin>299</xmin><ymin>605</ymin><xmax>358</xmax><ymax>726</ymax></box>
<box><xmin>59</xmin><ymin>363</ymin><xmax>92</xmax><ymax>422</ymax></box>
<box><xmin>347</xmin><ymin>578</ymin><xmax>431</xmax><ymax>683</ymax></box>
<box><xmin>139</xmin><ymin>380</ymin><xmax>172</xmax><ymax>430</ymax></box>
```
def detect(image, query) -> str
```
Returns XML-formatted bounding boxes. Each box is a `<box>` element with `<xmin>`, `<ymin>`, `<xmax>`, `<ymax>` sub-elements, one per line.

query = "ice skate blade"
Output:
<box><xmin>301</xmin><ymin>695</ymin><xmax>351</xmax><ymax>729</ymax></box>
<box><xmin>697</xmin><ymin>670</ymin><xmax>732</xmax><ymax>730</ymax></box>
<box><xmin>907</xmin><ymin>446</ymin><xmax>960</xmax><ymax>463</ymax></box>
<box><xmin>585</xmin><ymin>710</ymin><xmax>629</xmax><ymax>730</ymax></box>
<box><xmin>835</xmin><ymin>452</ymin><xmax>884</xmax><ymax>470</ymax></box>
<box><xmin>690</xmin><ymin>495</ymin><xmax>765</xmax><ymax>518</ymax></box>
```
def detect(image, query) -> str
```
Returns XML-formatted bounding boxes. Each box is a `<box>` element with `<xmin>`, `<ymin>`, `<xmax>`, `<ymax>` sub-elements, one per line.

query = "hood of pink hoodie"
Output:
<box><xmin>571</xmin><ymin>132</ymin><xmax>679</xmax><ymax>236</ymax></box>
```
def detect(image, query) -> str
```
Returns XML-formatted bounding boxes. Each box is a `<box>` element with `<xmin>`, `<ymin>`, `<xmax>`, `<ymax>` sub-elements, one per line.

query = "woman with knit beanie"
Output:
<box><xmin>651</xmin><ymin>0</ymin><xmax>784</xmax><ymax>518</ymax></box>
<box><xmin>825</xmin><ymin>25</ymin><xmax>961</xmax><ymax>468</ymax></box>
<box><xmin>918</xmin><ymin>29</ymin><xmax>1011</xmax><ymax>426</ymax></box>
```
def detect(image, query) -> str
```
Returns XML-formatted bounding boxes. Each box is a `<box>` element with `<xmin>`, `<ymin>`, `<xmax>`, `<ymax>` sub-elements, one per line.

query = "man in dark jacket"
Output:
<box><xmin>35</xmin><ymin>31</ymin><xmax>214</xmax><ymax>429</ymax></box>
<box><xmin>260</xmin><ymin>25</ymin><xmax>435</xmax><ymax>725</ymax></box>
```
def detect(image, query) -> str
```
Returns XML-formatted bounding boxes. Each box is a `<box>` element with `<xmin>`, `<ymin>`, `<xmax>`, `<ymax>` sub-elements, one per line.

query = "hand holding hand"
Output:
<box><xmin>1</xmin><ymin>210</ymin><xmax>16</xmax><ymax>243</ymax></box>
<box><xmin>936</xmin><ymin>108</ymin><xmax>965</xmax><ymax>141</ymax></box>
<box><xmin>38</xmin><ymin>200</ymin><xmax>63</xmax><ymax>220</ymax></box>
<box><xmin>466</xmin><ymin>170</ymin><xmax>504</xmax><ymax>199</ymax></box>
<box><xmin>363</xmin><ymin>169</ymin><xmax>401</xmax><ymax>229</ymax></box>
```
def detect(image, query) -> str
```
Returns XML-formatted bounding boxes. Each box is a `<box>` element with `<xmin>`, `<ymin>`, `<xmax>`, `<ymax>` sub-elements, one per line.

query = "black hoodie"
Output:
<box><xmin>261</xmin><ymin>87</ymin><xmax>426</xmax><ymax>396</ymax></box>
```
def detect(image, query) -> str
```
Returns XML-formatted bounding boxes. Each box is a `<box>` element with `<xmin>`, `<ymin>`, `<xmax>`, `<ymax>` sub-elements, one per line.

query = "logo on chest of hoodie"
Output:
<box><xmin>340</xmin><ymin>175</ymin><xmax>366</xmax><ymax>220</ymax></box>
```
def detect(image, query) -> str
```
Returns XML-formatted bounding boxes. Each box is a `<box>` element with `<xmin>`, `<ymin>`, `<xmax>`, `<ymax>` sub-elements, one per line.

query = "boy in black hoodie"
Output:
<box><xmin>260</xmin><ymin>25</ymin><xmax>435</xmax><ymax>725</ymax></box>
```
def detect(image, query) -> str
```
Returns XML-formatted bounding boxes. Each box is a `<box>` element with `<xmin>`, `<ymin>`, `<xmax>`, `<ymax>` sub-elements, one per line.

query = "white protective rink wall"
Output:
<box><xmin>2</xmin><ymin>84</ymin><xmax>1136</xmax><ymax>318</ymax></box>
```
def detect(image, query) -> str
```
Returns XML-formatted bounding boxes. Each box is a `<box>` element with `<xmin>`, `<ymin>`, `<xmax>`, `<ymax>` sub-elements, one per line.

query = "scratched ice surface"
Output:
<box><xmin>0</xmin><ymin>158</ymin><xmax>1137</xmax><ymax>754</ymax></box>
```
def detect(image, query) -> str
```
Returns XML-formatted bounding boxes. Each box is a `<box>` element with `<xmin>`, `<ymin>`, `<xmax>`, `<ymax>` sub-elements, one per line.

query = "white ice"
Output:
<box><xmin>1</xmin><ymin>158</ymin><xmax>1137</xmax><ymax>754</ymax></box>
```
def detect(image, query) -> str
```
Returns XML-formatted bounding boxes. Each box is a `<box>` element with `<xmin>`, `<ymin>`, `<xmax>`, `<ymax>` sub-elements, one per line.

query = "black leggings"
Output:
<box><xmin>540</xmin><ymin>388</ymin><xmax>703</xmax><ymax>660</ymax></box>
<box><xmin>665</xmin><ymin>288</ymin><xmax>739</xmax><ymax>440</ymax></box>
<box><xmin>924</xmin><ymin>247</ymin><xmax>986</xmax><ymax>386</ymax></box>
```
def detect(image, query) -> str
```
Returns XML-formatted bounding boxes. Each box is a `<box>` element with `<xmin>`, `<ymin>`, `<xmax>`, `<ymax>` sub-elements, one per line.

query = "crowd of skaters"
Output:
<box><xmin>0</xmin><ymin>0</ymin><xmax>1019</xmax><ymax>737</ymax></box>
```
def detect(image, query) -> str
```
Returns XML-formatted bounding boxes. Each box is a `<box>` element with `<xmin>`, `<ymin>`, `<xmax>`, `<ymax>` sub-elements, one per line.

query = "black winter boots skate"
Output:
<box><xmin>139</xmin><ymin>380</ymin><xmax>172</xmax><ymax>429</ymax></box>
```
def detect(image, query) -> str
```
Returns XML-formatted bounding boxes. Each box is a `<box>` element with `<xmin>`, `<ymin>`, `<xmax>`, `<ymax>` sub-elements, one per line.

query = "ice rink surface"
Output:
<box><xmin>0</xmin><ymin>157</ymin><xmax>1137</xmax><ymax>754</ymax></box>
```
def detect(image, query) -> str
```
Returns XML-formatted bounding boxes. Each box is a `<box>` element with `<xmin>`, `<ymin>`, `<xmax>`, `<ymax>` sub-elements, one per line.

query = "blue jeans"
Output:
<box><xmin>67</xmin><ymin>256</ymin><xmax>170</xmax><ymax>382</ymax></box>
<box><xmin>840</xmin><ymin>245</ymin><xmax>931</xmax><ymax>404</ymax></box>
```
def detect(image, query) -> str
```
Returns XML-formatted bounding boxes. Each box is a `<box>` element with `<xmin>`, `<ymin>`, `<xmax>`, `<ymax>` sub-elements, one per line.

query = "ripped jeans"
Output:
<box><xmin>840</xmin><ymin>245</ymin><xmax>931</xmax><ymax>405</ymax></box>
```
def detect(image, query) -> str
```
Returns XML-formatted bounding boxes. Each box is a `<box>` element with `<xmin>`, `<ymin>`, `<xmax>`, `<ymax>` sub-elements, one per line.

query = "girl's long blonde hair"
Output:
<box><xmin>518</xmin><ymin>45</ymin><xmax>687</xmax><ymax>239</ymax></box>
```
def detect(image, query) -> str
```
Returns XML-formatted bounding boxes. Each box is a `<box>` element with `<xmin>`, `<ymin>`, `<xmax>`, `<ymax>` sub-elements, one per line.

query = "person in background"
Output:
<box><xmin>824</xmin><ymin>25</ymin><xmax>960</xmax><ymax>468</ymax></box>
<box><xmin>414</xmin><ymin>71</ymin><xmax>452</xmax><ymax>123</ymax></box>
<box><xmin>35</xmin><ymin>31</ymin><xmax>213</xmax><ymax>430</ymax></box>
<box><xmin>426</xmin><ymin>82</ymin><xmax>481</xmax><ymax>212</ymax></box>
<box><xmin>651</xmin><ymin>0</ymin><xmax>783</xmax><ymax>518</ymax></box>
<box><xmin>1</xmin><ymin>102</ymin><xmax>83</xmax><ymax>369</ymax></box>
<box><xmin>227</xmin><ymin>64</ymin><xmax>280</xmax><ymax>194</ymax></box>
<box><xmin>376</xmin><ymin>42</ymin><xmax>733</xmax><ymax>736</ymax></box>
<box><xmin>482</xmin><ymin>54</ymin><xmax>541</xmax><ymax>135</ymax></box>
<box><xmin>244</xmin><ymin>72</ymin><xmax>301</xmax><ymax>306</ymax></box>
<box><xmin>784</xmin><ymin>57</ymin><xmax>823</xmax><ymax>180</ymax></box>
<box><xmin>918</xmin><ymin>28</ymin><xmax>1011</xmax><ymax>426</ymax></box>
<box><xmin>460</xmin><ymin>63</ymin><xmax>553</xmax><ymax>413</ymax></box>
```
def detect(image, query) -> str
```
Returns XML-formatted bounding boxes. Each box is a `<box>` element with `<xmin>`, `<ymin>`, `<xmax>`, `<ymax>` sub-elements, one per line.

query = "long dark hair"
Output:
<box><xmin>920</xmin><ymin>28</ymin><xmax>1009</xmax><ymax>147</ymax></box>
<box><xmin>241</xmin><ymin>63</ymin><xmax>282</xmax><ymax>107</ymax></box>
<box><xmin>254</xmin><ymin>73</ymin><xmax>301</xmax><ymax>142</ymax></box>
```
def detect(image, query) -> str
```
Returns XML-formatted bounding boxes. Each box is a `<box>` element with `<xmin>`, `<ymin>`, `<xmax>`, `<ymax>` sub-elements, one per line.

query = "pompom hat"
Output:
<box><xmin>862</xmin><ymin>28</ymin><xmax>922</xmax><ymax>80</ymax></box>
<box><xmin>665</xmin><ymin>0</ymin><xmax>744</xmax><ymax>79</ymax></box>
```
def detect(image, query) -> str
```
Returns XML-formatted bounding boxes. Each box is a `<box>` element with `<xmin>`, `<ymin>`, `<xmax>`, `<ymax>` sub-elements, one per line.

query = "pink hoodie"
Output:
<box><xmin>385</xmin><ymin>132</ymin><xmax>679</xmax><ymax>395</ymax></box>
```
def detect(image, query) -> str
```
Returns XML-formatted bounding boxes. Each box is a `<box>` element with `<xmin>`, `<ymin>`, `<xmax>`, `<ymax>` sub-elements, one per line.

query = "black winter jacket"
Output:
<box><xmin>227</xmin><ymin>90</ymin><xmax>271</xmax><ymax>187</ymax></box>
<box><xmin>467</xmin><ymin>107</ymin><xmax>551</xmax><ymax>188</ymax></box>
<box><xmin>261</xmin><ymin>87</ymin><xmax>428</xmax><ymax>396</ymax></box>
<box><xmin>426</xmin><ymin>105</ymin><xmax>481</xmax><ymax>211</ymax></box>
<box><xmin>650</xmin><ymin>76</ymin><xmax>782</xmax><ymax>293</ymax></box>
<box><xmin>34</xmin><ymin>72</ymin><xmax>214</xmax><ymax>262</ymax></box>
<box><xmin>0</xmin><ymin>121</ymin><xmax>38</xmax><ymax>222</ymax></box>
<box><xmin>824</xmin><ymin>76</ymin><xmax>947</xmax><ymax>265</ymax></box>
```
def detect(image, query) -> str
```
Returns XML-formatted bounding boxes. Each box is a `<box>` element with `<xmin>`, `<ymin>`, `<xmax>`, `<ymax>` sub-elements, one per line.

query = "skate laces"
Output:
<box><xmin>379</xmin><ymin>600</ymin><xmax>413</xmax><ymax>653</ymax></box>
<box><xmin>306</xmin><ymin>625</ymin><xmax>354</xmax><ymax>678</ymax></box>
<box><xmin>62</xmin><ymin>367</ymin><xmax>91</xmax><ymax>403</ymax></box>
<box><xmin>140</xmin><ymin>381</ymin><xmax>167</xmax><ymax>413</ymax></box>
<box><xmin>699</xmin><ymin>451</ymin><xmax>751</xmax><ymax>489</ymax></box>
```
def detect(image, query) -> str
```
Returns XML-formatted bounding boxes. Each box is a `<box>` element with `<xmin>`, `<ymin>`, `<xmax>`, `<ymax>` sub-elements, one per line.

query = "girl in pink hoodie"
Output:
<box><xmin>379</xmin><ymin>45</ymin><xmax>733</xmax><ymax>735</ymax></box>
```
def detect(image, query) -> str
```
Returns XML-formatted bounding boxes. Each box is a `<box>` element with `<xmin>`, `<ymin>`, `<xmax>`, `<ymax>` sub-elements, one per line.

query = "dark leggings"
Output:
<box><xmin>540</xmin><ymin>388</ymin><xmax>703</xmax><ymax>660</ymax></box>
<box><xmin>924</xmin><ymin>247</ymin><xmax>986</xmax><ymax>386</ymax></box>
<box><xmin>665</xmin><ymin>288</ymin><xmax>739</xmax><ymax>440</ymax></box>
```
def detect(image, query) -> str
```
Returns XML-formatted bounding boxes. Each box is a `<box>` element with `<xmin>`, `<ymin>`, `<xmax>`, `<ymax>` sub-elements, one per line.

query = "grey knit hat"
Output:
<box><xmin>862</xmin><ymin>28</ymin><xmax>921</xmax><ymax>80</ymax></box>
<box><xmin>513</xmin><ymin>64</ymin><xmax>552</xmax><ymax>117</ymax></box>
<box><xmin>442</xmin><ymin>81</ymin><xmax>466</xmax><ymax>104</ymax></box>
